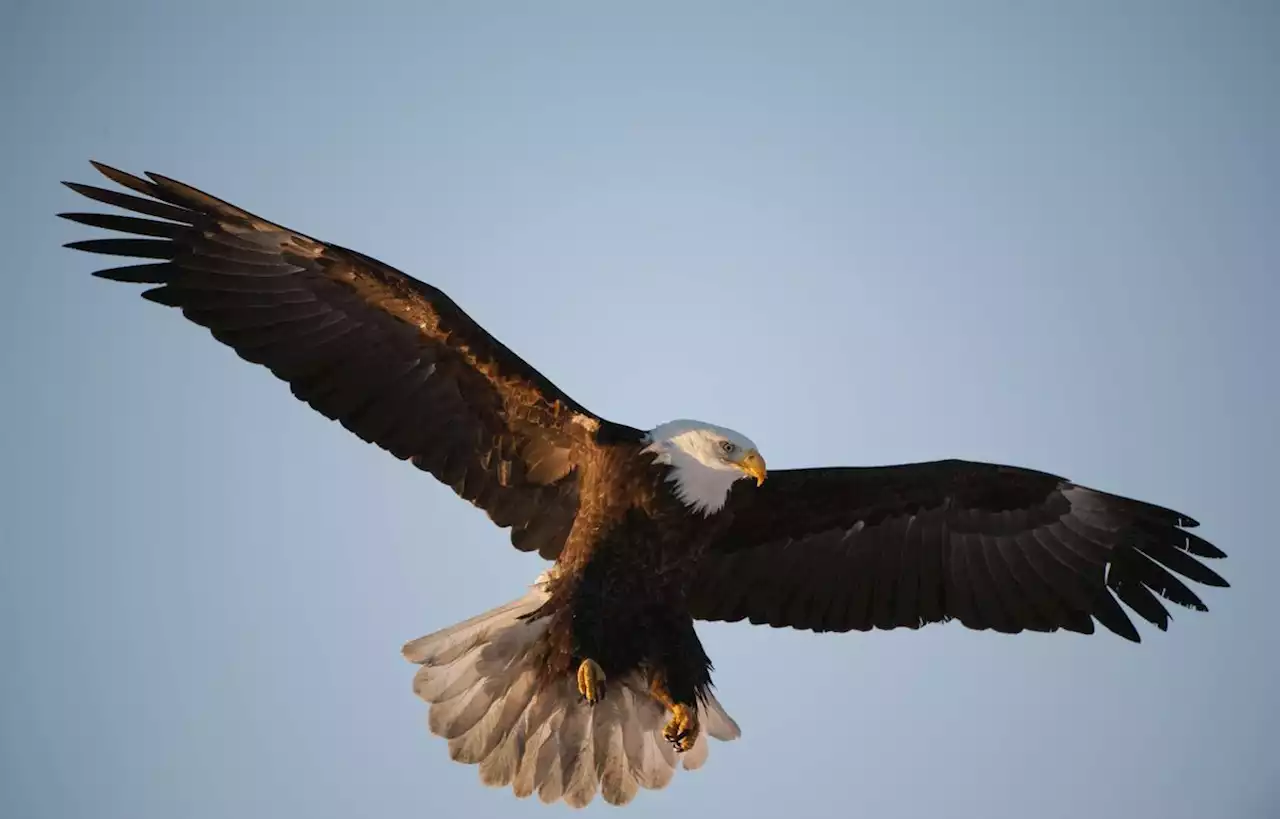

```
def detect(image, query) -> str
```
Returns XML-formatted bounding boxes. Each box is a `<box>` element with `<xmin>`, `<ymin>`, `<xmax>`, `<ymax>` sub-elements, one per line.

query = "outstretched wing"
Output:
<box><xmin>61</xmin><ymin>161</ymin><xmax>631</xmax><ymax>559</ymax></box>
<box><xmin>690</xmin><ymin>460</ymin><xmax>1227</xmax><ymax>641</ymax></box>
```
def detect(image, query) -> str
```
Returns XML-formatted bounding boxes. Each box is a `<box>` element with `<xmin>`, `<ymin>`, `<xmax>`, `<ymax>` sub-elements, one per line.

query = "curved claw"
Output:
<box><xmin>662</xmin><ymin>703</ymin><xmax>699</xmax><ymax>753</ymax></box>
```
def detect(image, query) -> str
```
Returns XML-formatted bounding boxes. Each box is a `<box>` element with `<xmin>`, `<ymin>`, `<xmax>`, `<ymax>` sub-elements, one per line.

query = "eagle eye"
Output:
<box><xmin>720</xmin><ymin>440</ymin><xmax>736</xmax><ymax>453</ymax></box>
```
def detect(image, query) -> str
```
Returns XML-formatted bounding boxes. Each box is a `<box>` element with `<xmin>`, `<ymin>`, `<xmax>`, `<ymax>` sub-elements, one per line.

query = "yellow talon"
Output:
<box><xmin>576</xmin><ymin>658</ymin><xmax>606</xmax><ymax>705</ymax></box>
<box><xmin>662</xmin><ymin>703</ymin><xmax>699</xmax><ymax>753</ymax></box>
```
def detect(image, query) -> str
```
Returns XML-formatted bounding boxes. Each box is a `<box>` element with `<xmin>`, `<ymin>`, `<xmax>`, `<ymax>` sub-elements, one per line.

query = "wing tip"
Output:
<box><xmin>89</xmin><ymin>159</ymin><xmax>126</xmax><ymax>177</ymax></box>
<box><xmin>1112</xmin><ymin>622</ymin><xmax>1143</xmax><ymax>643</ymax></box>
<box><xmin>1184</xmin><ymin>532</ymin><xmax>1227</xmax><ymax>560</ymax></box>
<box><xmin>56</xmin><ymin>211</ymin><xmax>100</xmax><ymax>227</ymax></box>
<box><xmin>1193</xmin><ymin>565</ymin><xmax>1231</xmax><ymax>588</ymax></box>
<box><xmin>85</xmin><ymin>160</ymin><xmax>157</xmax><ymax>193</ymax></box>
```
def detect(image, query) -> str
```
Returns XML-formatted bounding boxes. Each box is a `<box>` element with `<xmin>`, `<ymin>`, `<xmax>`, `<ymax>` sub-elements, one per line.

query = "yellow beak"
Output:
<box><xmin>739</xmin><ymin>449</ymin><xmax>767</xmax><ymax>486</ymax></box>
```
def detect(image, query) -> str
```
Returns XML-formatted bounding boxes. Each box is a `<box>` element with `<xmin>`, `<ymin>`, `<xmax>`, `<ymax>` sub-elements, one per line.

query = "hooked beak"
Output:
<box><xmin>739</xmin><ymin>448</ymin><xmax>767</xmax><ymax>486</ymax></box>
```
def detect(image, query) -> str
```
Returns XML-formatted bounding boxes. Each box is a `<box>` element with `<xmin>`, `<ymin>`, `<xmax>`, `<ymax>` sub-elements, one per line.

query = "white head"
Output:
<box><xmin>642</xmin><ymin>419</ymin><xmax>767</xmax><ymax>516</ymax></box>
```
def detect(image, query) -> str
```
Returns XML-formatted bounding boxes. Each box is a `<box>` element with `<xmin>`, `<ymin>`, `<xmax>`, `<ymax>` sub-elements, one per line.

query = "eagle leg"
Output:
<box><xmin>576</xmin><ymin>658</ymin><xmax>607</xmax><ymax>705</ymax></box>
<box><xmin>648</xmin><ymin>673</ymin><xmax>700</xmax><ymax>753</ymax></box>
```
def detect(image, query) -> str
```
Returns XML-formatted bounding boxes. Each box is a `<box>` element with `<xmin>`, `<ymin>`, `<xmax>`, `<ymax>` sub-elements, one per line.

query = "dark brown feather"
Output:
<box><xmin>690</xmin><ymin>460</ymin><xmax>1228</xmax><ymax>642</ymax></box>
<box><xmin>61</xmin><ymin>162</ymin><xmax>643</xmax><ymax>558</ymax></box>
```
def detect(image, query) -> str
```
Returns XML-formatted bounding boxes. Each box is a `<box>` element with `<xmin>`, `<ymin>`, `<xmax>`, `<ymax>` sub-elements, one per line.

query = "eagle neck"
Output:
<box><xmin>641</xmin><ymin>438</ymin><xmax>739</xmax><ymax>517</ymax></box>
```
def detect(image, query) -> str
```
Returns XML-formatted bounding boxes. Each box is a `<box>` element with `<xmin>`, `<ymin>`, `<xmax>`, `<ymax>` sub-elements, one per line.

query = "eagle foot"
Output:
<box><xmin>576</xmin><ymin>658</ymin><xmax>606</xmax><ymax>705</ymax></box>
<box><xmin>662</xmin><ymin>703</ymin><xmax>699</xmax><ymax>753</ymax></box>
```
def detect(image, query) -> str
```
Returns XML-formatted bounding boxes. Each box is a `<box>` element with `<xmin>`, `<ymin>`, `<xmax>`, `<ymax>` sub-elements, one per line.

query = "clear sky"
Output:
<box><xmin>3</xmin><ymin>2</ymin><xmax>1277</xmax><ymax>817</ymax></box>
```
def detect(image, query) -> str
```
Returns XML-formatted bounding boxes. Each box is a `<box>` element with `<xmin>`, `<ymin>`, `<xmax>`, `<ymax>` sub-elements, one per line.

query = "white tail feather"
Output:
<box><xmin>402</xmin><ymin>574</ymin><xmax>741</xmax><ymax>808</ymax></box>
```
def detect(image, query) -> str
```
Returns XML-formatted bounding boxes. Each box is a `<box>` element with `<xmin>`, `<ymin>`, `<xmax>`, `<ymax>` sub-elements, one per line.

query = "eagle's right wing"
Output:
<box><xmin>691</xmin><ymin>460</ymin><xmax>1227</xmax><ymax>640</ymax></box>
<box><xmin>61</xmin><ymin>162</ymin><xmax>633</xmax><ymax>559</ymax></box>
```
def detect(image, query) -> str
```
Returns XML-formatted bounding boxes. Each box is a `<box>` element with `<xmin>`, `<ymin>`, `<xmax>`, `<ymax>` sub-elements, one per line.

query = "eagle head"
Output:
<box><xmin>643</xmin><ymin>420</ymin><xmax>767</xmax><ymax>515</ymax></box>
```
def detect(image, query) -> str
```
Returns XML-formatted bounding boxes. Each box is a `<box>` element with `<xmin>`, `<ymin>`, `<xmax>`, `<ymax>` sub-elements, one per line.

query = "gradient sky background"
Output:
<box><xmin>4</xmin><ymin>3</ymin><xmax>1278</xmax><ymax>818</ymax></box>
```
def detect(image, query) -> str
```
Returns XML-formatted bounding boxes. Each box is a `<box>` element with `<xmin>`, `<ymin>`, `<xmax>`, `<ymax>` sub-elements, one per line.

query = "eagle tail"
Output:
<box><xmin>401</xmin><ymin>572</ymin><xmax>741</xmax><ymax>808</ymax></box>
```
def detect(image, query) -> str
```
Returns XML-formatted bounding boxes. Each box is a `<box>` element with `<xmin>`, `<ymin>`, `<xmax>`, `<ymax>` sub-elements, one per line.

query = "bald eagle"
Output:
<box><xmin>61</xmin><ymin>162</ymin><xmax>1228</xmax><ymax>808</ymax></box>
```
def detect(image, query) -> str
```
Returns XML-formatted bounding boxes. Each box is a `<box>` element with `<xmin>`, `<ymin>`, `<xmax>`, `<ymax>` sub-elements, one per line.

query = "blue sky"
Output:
<box><xmin>3</xmin><ymin>2</ymin><xmax>1277</xmax><ymax>817</ymax></box>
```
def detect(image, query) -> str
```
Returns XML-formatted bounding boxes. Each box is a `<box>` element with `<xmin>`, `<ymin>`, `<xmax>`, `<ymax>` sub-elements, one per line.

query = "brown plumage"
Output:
<box><xmin>60</xmin><ymin>162</ymin><xmax>1229</xmax><ymax>809</ymax></box>
<box><xmin>700</xmin><ymin>462</ymin><xmax>1227</xmax><ymax>640</ymax></box>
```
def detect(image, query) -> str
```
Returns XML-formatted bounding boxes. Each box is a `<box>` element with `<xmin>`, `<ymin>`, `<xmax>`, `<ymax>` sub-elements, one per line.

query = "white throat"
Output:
<box><xmin>642</xmin><ymin>420</ymin><xmax>752</xmax><ymax>516</ymax></box>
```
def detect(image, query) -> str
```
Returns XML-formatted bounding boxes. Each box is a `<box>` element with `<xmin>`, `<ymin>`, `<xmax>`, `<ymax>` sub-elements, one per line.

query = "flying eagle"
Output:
<box><xmin>61</xmin><ymin>162</ymin><xmax>1229</xmax><ymax>808</ymax></box>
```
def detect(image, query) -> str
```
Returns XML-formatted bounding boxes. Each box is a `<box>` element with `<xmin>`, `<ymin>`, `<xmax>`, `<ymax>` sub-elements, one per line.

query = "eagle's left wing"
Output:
<box><xmin>689</xmin><ymin>461</ymin><xmax>1227</xmax><ymax>641</ymax></box>
<box><xmin>59</xmin><ymin>162</ymin><xmax>634</xmax><ymax>561</ymax></box>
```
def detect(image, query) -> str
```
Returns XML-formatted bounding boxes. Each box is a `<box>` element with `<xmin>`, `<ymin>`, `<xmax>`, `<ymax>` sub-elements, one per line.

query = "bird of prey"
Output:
<box><xmin>60</xmin><ymin>162</ymin><xmax>1229</xmax><ymax>808</ymax></box>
